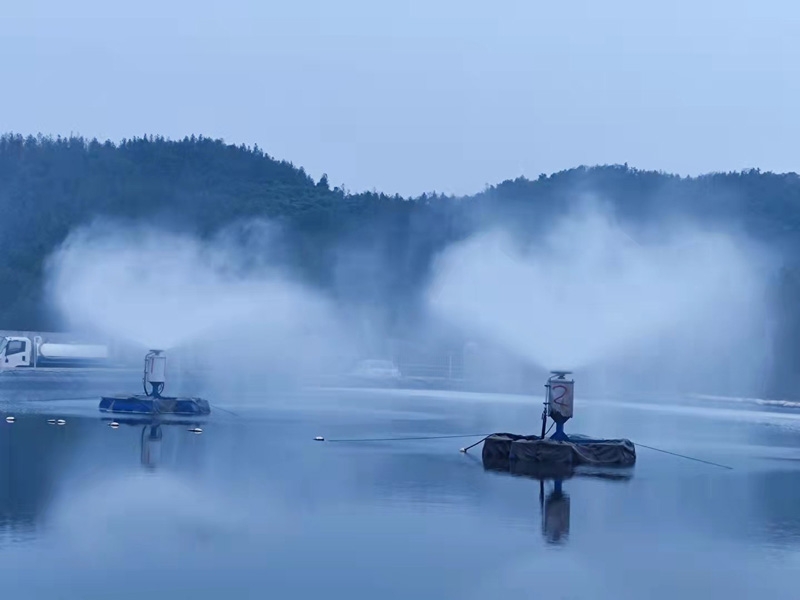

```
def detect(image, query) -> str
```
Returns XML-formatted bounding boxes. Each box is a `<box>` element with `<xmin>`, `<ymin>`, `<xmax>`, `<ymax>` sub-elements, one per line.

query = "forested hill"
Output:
<box><xmin>3</xmin><ymin>132</ymin><xmax>800</xmax><ymax>344</ymax></box>
<box><xmin>0</xmin><ymin>133</ymin><xmax>429</xmax><ymax>328</ymax></box>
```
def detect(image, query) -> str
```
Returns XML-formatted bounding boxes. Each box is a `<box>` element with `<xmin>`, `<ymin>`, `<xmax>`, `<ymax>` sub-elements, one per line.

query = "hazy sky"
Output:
<box><xmin>1</xmin><ymin>0</ymin><xmax>798</xmax><ymax>197</ymax></box>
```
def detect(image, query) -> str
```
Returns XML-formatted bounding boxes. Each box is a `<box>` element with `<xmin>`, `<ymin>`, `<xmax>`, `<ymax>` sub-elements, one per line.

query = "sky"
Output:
<box><xmin>1</xmin><ymin>0</ymin><xmax>799</xmax><ymax>197</ymax></box>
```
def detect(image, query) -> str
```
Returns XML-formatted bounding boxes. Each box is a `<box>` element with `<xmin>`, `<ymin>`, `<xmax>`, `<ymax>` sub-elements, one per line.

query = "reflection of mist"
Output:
<box><xmin>4</xmin><ymin>388</ymin><xmax>800</xmax><ymax>599</ymax></box>
<box><xmin>0</xmin><ymin>414</ymin><xmax>80</xmax><ymax>544</ymax></box>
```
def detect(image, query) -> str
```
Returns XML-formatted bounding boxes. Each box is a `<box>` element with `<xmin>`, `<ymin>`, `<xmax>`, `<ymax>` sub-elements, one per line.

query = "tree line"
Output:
<box><xmin>2</xmin><ymin>133</ymin><xmax>800</xmax><ymax>394</ymax></box>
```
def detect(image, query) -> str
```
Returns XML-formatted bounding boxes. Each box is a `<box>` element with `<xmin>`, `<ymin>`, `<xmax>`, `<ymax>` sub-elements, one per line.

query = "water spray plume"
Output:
<box><xmin>44</xmin><ymin>220</ymin><xmax>355</xmax><ymax>383</ymax></box>
<box><xmin>426</xmin><ymin>203</ymin><xmax>773</xmax><ymax>384</ymax></box>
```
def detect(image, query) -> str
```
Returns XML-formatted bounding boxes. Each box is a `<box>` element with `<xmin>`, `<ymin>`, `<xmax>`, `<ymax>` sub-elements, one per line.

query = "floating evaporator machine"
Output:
<box><xmin>479</xmin><ymin>369</ymin><xmax>637</xmax><ymax>473</ymax></box>
<box><xmin>98</xmin><ymin>349</ymin><xmax>211</xmax><ymax>416</ymax></box>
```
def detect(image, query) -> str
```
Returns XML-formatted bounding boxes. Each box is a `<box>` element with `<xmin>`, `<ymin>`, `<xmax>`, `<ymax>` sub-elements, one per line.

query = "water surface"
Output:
<box><xmin>1</xmin><ymin>385</ymin><xmax>799</xmax><ymax>599</ymax></box>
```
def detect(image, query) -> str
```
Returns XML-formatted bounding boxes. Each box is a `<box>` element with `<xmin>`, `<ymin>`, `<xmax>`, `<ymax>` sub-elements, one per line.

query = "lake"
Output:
<box><xmin>1</xmin><ymin>383</ymin><xmax>799</xmax><ymax>599</ymax></box>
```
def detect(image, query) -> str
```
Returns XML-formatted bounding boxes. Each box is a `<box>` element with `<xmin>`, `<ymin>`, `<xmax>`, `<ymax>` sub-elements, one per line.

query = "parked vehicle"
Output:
<box><xmin>0</xmin><ymin>336</ymin><xmax>109</xmax><ymax>369</ymax></box>
<box><xmin>349</xmin><ymin>359</ymin><xmax>402</xmax><ymax>380</ymax></box>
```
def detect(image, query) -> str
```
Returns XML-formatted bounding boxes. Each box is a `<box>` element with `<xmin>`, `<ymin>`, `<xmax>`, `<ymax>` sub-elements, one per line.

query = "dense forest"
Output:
<box><xmin>3</xmin><ymin>133</ymin><xmax>800</xmax><ymax>394</ymax></box>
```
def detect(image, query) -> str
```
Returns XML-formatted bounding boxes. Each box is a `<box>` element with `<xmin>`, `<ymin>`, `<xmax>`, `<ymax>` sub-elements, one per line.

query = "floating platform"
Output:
<box><xmin>98</xmin><ymin>394</ymin><xmax>211</xmax><ymax>416</ymax></box>
<box><xmin>482</xmin><ymin>432</ymin><xmax>636</xmax><ymax>476</ymax></box>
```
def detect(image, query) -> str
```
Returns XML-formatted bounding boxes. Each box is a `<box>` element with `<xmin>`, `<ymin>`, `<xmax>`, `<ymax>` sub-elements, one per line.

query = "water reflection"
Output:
<box><xmin>540</xmin><ymin>478</ymin><xmax>570</xmax><ymax>544</ymax></box>
<box><xmin>531</xmin><ymin>470</ymin><xmax>632</xmax><ymax>545</ymax></box>
<box><xmin>99</xmin><ymin>417</ymin><xmax>205</xmax><ymax>470</ymax></box>
<box><xmin>4</xmin><ymin>390</ymin><xmax>800</xmax><ymax>599</ymax></box>
<box><xmin>142</xmin><ymin>423</ymin><xmax>163</xmax><ymax>468</ymax></box>
<box><xmin>0</xmin><ymin>413</ymin><xmax>78</xmax><ymax>542</ymax></box>
<box><xmin>480</xmin><ymin>453</ymin><xmax>634</xmax><ymax>545</ymax></box>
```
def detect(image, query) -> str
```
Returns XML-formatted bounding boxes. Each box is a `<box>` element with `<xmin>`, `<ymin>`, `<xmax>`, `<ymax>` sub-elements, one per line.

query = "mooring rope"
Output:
<box><xmin>320</xmin><ymin>433</ymin><xmax>491</xmax><ymax>443</ymax></box>
<box><xmin>209</xmin><ymin>404</ymin><xmax>240</xmax><ymax>417</ymax></box>
<box><xmin>26</xmin><ymin>396</ymin><xmax>99</xmax><ymax>402</ymax></box>
<box><xmin>634</xmin><ymin>443</ymin><xmax>733</xmax><ymax>470</ymax></box>
<box><xmin>460</xmin><ymin>435</ymin><xmax>491</xmax><ymax>453</ymax></box>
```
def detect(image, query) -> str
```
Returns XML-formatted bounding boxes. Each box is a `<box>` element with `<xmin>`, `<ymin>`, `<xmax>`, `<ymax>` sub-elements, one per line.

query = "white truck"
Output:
<box><xmin>0</xmin><ymin>335</ymin><xmax>110</xmax><ymax>369</ymax></box>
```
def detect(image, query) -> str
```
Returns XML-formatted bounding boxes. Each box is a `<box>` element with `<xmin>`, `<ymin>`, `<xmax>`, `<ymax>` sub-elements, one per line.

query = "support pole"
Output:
<box><xmin>541</xmin><ymin>383</ymin><xmax>548</xmax><ymax>438</ymax></box>
<box><xmin>551</xmin><ymin>421</ymin><xmax>569</xmax><ymax>442</ymax></box>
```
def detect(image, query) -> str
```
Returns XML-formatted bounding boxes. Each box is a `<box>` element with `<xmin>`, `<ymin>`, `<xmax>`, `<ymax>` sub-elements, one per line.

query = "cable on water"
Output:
<box><xmin>317</xmin><ymin>433</ymin><xmax>491</xmax><ymax>443</ymax></box>
<box><xmin>634</xmin><ymin>442</ymin><xmax>733</xmax><ymax>470</ymax></box>
<box><xmin>319</xmin><ymin>422</ymin><xmax>549</xmax><ymax>447</ymax></box>
<box><xmin>31</xmin><ymin>396</ymin><xmax>99</xmax><ymax>402</ymax></box>
<box><xmin>209</xmin><ymin>404</ymin><xmax>240</xmax><ymax>417</ymax></box>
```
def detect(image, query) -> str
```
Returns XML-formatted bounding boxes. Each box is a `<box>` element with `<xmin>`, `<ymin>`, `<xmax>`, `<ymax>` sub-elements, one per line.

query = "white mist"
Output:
<box><xmin>426</xmin><ymin>202</ymin><xmax>775</xmax><ymax>396</ymax></box>
<box><xmin>44</xmin><ymin>220</ymin><xmax>358</xmax><ymax>392</ymax></box>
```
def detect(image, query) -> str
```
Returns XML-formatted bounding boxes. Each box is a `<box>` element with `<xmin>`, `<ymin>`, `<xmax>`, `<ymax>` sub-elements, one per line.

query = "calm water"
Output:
<box><xmin>2</xmin><ymin>384</ymin><xmax>800</xmax><ymax>599</ymax></box>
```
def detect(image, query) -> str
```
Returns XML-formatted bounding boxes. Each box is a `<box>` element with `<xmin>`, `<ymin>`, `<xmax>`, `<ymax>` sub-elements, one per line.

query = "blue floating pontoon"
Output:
<box><xmin>98</xmin><ymin>349</ymin><xmax>212</xmax><ymax>416</ymax></box>
<box><xmin>99</xmin><ymin>394</ymin><xmax>211</xmax><ymax>416</ymax></box>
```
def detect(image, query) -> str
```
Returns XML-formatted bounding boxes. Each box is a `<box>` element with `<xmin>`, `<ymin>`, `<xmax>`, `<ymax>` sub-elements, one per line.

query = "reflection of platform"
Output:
<box><xmin>98</xmin><ymin>394</ymin><xmax>211</xmax><ymax>416</ymax></box>
<box><xmin>542</xmin><ymin>482</ymin><xmax>570</xmax><ymax>544</ymax></box>
<box><xmin>99</xmin><ymin>417</ymin><xmax>205</xmax><ymax>470</ymax></box>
